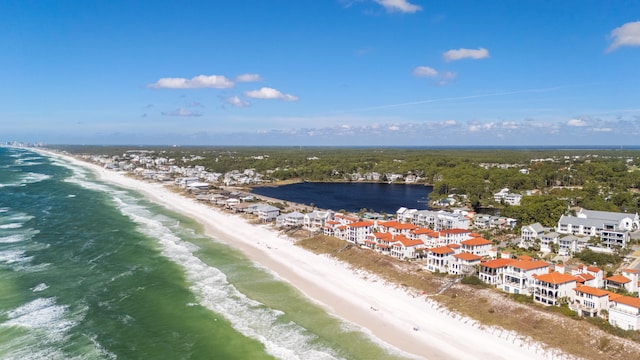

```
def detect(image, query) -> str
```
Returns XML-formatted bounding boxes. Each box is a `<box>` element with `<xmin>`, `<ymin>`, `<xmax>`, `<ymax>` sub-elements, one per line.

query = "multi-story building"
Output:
<box><xmin>501</xmin><ymin>260</ymin><xmax>550</xmax><ymax>295</ymax></box>
<box><xmin>571</xmin><ymin>286</ymin><xmax>610</xmax><ymax>318</ymax></box>
<box><xmin>460</xmin><ymin>237</ymin><xmax>492</xmax><ymax>257</ymax></box>
<box><xmin>609</xmin><ymin>296</ymin><xmax>640</xmax><ymax>330</ymax></box>
<box><xmin>426</xmin><ymin>246</ymin><xmax>456</xmax><ymax>273</ymax></box>
<box><xmin>557</xmin><ymin>209</ymin><xmax>639</xmax><ymax>248</ymax></box>
<box><xmin>449</xmin><ymin>252</ymin><xmax>482</xmax><ymax>275</ymax></box>
<box><xmin>532</xmin><ymin>272</ymin><xmax>577</xmax><ymax>306</ymax></box>
<box><xmin>478</xmin><ymin>258</ymin><xmax>515</xmax><ymax>286</ymax></box>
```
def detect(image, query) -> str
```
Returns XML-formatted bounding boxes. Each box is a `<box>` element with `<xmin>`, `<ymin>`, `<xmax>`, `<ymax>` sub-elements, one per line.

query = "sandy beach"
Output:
<box><xmin>46</xmin><ymin>150</ymin><xmax>558</xmax><ymax>360</ymax></box>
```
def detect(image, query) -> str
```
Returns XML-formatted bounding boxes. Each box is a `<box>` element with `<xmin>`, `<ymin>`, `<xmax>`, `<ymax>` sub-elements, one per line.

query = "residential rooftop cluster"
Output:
<box><xmin>80</xmin><ymin>149</ymin><xmax>640</xmax><ymax>331</ymax></box>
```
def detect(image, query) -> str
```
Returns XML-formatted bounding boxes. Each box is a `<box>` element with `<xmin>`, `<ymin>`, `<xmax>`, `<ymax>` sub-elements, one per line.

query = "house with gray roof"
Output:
<box><xmin>521</xmin><ymin>223</ymin><xmax>546</xmax><ymax>242</ymax></box>
<box><xmin>557</xmin><ymin>209</ymin><xmax>637</xmax><ymax>248</ymax></box>
<box><xmin>255</xmin><ymin>204</ymin><xmax>280</xmax><ymax>223</ymax></box>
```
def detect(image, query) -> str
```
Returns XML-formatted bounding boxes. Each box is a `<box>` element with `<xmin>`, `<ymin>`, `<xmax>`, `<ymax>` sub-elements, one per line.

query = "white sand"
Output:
<box><xmin>45</xmin><ymin>150</ymin><xmax>557</xmax><ymax>360</ymax></box>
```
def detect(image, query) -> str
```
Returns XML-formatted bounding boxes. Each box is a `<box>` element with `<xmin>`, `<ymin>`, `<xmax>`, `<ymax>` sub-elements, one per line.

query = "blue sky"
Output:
<box><xmin>2</xmin><ymin>0</ymin><xmax>640</xmax><ymax>146</ymax></box>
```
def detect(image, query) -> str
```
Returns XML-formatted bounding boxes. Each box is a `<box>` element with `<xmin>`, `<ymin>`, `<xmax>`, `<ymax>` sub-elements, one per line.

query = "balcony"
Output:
<box><xmin>610</xmin><ymin>305</ymin><xmax>640</xmax><ymax>317</ymax></box>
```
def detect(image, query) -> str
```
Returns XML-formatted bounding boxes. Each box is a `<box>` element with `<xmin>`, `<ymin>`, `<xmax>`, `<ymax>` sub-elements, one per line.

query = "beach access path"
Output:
<box><xmin>47</xmin><ymin>150</ymin><xmax>556</xmax><ymax>360</ymax></box>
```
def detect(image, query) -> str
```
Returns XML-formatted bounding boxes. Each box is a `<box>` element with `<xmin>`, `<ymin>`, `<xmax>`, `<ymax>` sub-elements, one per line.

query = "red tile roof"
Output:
<box><xmin>606</xmin><ymin>274</ymin><xmax>632</xmax><ymax>284</ymax></box>
<box><xmin>575</xmin><ymin>273</ymin><xmax>595</xmax><ymax>283</ymax></box>
<box><xmin>461</xmin><ymin>237</ymin><xmax>492</xmax><ymax>246</ymax></box>
<box><xmin>534</xmin><ymin>272</ymin><xmax>576</xmax><ymax>285</ymax></box>
<box><xmin>428</xmin><ymin>246</ymin><xmax>455</xmax><ymax>255</ymax></box>
<box><xmin>480</xmin><ymin>258</ymin><xmax>515</xmax><ymax>269</ymax></box>
<box><xmin>574</xmin><ymin>285</ymin><xmax>609</xmax><ymax>297</ymax></box>
<box><xmin>393</xmin><ymin>238</ymin><xmax>425</xmax><ymax>247</ymax></box>
<box><xmin>370</xmin><ymin>232</ymin><xmax>393</xmax><ymax>240</ymax></box>
<box><xmin>612</xmin><ymin>295</ymin><xmax>640</xmax><ymax>309</ymax></box>
<box><xmin>509</xmin><ymin>260</ymin><xmax>549</xmax><ymax>271</ymax></box>
<box><xmin>586</xmin><ymin>266</ymin><xmax>602</xmax><ymax>273</ymax></box>
<box><xmin>454</xmin><ymin>252</ymin><xmax>483</xmax><ymax>261</ymax></box>
<box><xmin>411</xmin><ymin>227</ymin><xmax>436</xmax><ymax>235</ymax></box>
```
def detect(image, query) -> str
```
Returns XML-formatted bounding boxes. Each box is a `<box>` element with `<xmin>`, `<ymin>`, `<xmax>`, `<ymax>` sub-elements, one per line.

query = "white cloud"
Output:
<box><xmin>443</xmin><ymin>47</ymin><xmax>490</xmax><ymax>62</ymax></box>
<box><xmin>568</xmin><ymin>118</ymin><xmax>587</xmax><ymax>127</ymax></box>
<box><xmin>592</xmin><ymin>127</ymin><xmax>612</xmax><ymax>132</ymax></box>
<box><xmin>607</xmin><ymin>21</ymin><xmax>640</xmax><ymax>52</ymax></box>
<box><xmin>161</xmin><ymin>108</ymin><xmax>202</xmax><ymax>117</ymax></box>
<box><xmin>413</xmin><ymin>66</ymin><xmax>438</xmax><ymax>77</ymax></box>
<box><xmin>235</xmin><ymin>73</ymin><xmax>263</xmax><ymax>82</ymax></box>
<box><xmin>468</xmin><ymin>122</ymin><xmax>496</xmax><ymax>132</ymax></box>
<box><xmin>225</xmin><ymin>96</ymin><xmax>251</xmax><ymax>108</ymax></box>
<box><xmin>244</xmin><ymin>87</ymin><xmax>299</xmax><ymax>101</ymax></box>
<box><xmin>413</xmin><ymin>66</ymin><xmax>456</xmax><ymax>85</ymax></box>
<box><xmin>374</xmin><ymin>0</ymin><xmax>422</xmax><ymax>13</ymax></box>
<box><xmin>149</xmin><ymin>75</ymin><xmax>234</xmax><ymax>89</ymax></box>
<box><xmin>388</xmin><ymin>125</ymin><xmax>400</xmax><ymax>131</ymax></box>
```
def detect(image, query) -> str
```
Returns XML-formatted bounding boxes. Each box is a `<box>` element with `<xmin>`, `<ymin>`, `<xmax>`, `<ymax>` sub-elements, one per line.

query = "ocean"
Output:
<box><xmin>0</xmin><ymin>147</ymin><xmax>408</xmax><ymax>360</ymax></box>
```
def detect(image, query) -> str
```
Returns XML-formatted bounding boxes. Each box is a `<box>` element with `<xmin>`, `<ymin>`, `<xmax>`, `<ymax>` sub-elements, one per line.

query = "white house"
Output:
<box><xmin>532</xmin><ymin>272</ymin><xmax>577</xmax><ymax>306</ymax></box>
<box><xmin>571</xmin><ymin>285</ymin><xmax>610</xmax><ymax>318</ymax></box>
<box><xmin>557</xmin><ymin>209</ymin><xmax>639</xmax><ymax>248</ymax></box>
<box><xmin>605</xmin><ymin>269</ymin><xmax>639</xmax><ymax>293</ymax></box>
<box><xmin>478</xmin><ymin>258</ymin><xmax>515</xmax><ymax>286</ymax></box>
<box><xmin>460</xmin><ymin>237</ymin><xmax>492</xmax><ymax>257</ymax></box>
<box><xmin>437</xmin><ymin>228</ymin><xmax>472</xmax><ymax>246</ymax></box>
<box><xmin>449</xmin><ymin>252</ymin><xmax>482</xmax><ymax>275</ymax></box>
<box><xmin>411</xmin><ymin>210</ymin><xmax>471</xmax><ymax>230</ymax></box>
<box><xmin>256</xmin><ymin>204</ymin><xmax>280</xmax><ymax>223</ymax></box>
<box><xmin>540</xmin><ymin>232</ymin><xmax>560</xmax><ymax>252</ymax></box>
<box><xmin>494</xmin><ymin>188</ymin><xmax>522</xmax><ymax>206</ymax></box>
<box><xmin>377</xmin><ymin>220</ymin><xmax>418</xmax><ymax>236</ymax></box>
<box><xmin>571</xmin><ymin>265</ymin><xmax>604</xmax><ymax>288</ymax></box>
<box><xmin>344</xmin><ymin>221</ymin><xmax>375</xmax><ymax>244</ymax></box>
<box><xmin>389</xmin><ymin>236</ymin><xmax>425</xmax><ymax>260</ymax></box>
<box><xmin>609</xmin><ymin>296</ymin><xmax>640</xmax><ymax>330</ymax></box>
<box><xmin>502</xmin><ymin>259</ymin><xmax>550</xmax><ymax>295</ymax></box>
<box><xmin>276</xmin><ymin>211</ymin><xmax>305</xmax><ymax>227</ymax></box>
<box><xmin>303</xmin><ymin>210</ymin><xmax>333</xmax><ymax>231</ymax></box>
<box><xmin>521</xmin><ymin>223</ymin><xmax>545</xmax><ymax>242</ymax></box>
<box><xmin>426</xmin><ymin>246</ymin><xmax>456</xmax><ymax>273</ymax></box>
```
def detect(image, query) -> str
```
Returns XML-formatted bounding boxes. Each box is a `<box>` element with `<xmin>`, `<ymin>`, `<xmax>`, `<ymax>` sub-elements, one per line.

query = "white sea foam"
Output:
<box><xmin>0</xmin><ymin>172</ymin><xmax>51</xmax><ymax>188</ymax></box>
<box><xmin>22</xmin><ymin>172</ymin><xmax>51</xmax><ymax>184</ymax></box>
<box><xmin>0</xmin><ymin>297</ymin><xmax>88</xmax><ymax>360</ymax></box>
<box><xmin>0</xmin><ymin>228</ymin><xmax>39</xmax><ymax>243</ymax></box>
<box><xmin>0</xmin><ymin>234</ymin><xmax>28</xmax><ymax>243</ymax></box>
<box><xmin>32</xmin><ymin>283</ymin><xmax>49</xmax><ymax>292</ymax></box>
<box><xmin>0</xmin><ymin>223</ymin><xmax>23</xmax><ymax>230</ymax></box>
<box><xmin>0</xmin><ymin>250</ymin><xmax>33</xmax><ymax>265</ymax></box>
<box><xmin>3</xmin><ymin>298</ymin><xmax>74</xmax><ymax>340</ymax></box>
<box><xmin>114</xmin><ymin>195</ymin><xmax>341</xmax><ymax>360</ymax></box>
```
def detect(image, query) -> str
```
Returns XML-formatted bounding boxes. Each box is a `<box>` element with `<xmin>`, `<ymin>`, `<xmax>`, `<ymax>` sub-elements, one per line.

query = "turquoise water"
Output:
<box><xmin>0</xmin><ymin>147</ymin><xmax>408</xmax><ymax>360</ymax></box>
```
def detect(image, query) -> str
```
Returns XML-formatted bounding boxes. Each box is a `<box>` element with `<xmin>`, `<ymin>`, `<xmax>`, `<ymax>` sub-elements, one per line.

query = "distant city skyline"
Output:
<box><xmin>2</xmin><ymin>1</ymin><xmax>639</xmax><ymax>146</ymax></box>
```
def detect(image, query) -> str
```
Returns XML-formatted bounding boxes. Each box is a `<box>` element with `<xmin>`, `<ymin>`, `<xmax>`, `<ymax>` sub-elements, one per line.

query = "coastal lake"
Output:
<box><xmin>251</xmin><ymin>182</ymin><xmax>433</xmax><ymax>214</ymax></box>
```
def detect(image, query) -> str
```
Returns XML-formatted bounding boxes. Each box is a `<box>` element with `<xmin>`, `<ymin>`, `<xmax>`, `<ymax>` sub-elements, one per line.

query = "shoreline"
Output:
<box><xmin>40</xmin><ymin>149</ymin><xmax>551</xmax><ymax>359</ymax></box>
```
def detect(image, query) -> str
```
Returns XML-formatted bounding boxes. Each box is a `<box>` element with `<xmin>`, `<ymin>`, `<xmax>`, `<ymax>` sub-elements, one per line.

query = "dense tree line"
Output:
<box><xmin>53</xmin><ymin>145</ymin><xmax>640</xmax><ymax>223</ymax></box>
